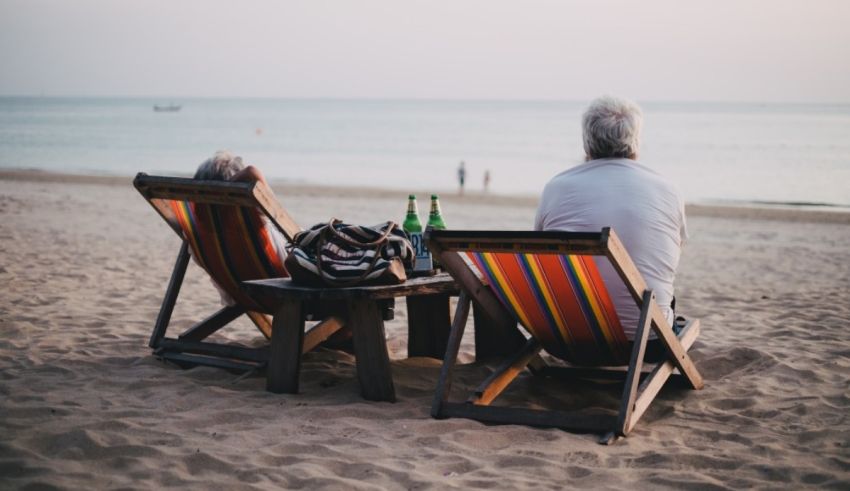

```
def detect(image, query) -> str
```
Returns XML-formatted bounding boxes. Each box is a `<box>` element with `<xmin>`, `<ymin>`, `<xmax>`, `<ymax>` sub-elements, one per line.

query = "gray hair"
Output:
<box><xmin>194</xmin><ymin>150</ymin><xmax>245</xmax><ymax>180</ymax></box>
<box><xmin>582</xmin><ymin>96</ymin><xmax>643</xmax><ymax>161</ymax></box>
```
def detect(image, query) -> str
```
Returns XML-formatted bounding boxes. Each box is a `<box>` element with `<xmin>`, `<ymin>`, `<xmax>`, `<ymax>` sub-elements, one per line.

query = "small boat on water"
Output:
<box><xmin>153</xmin><ymin>104</ymin><xmax>181</xmax><ymax>112</ymax></box>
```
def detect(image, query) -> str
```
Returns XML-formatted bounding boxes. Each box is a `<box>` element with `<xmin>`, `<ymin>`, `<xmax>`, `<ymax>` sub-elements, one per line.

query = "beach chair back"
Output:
<box><xmin>134</xmin><ymin>174</ymin><xmax>301</xmax><ymax>310</ymax></box>
<box><xmin>169</xmin><ymin>200</ymin><xmax>288</xmax><ymax>309</ymax></box>
<box><xmin>430</xmin><ymin>228</ymin><xmax>647</xmax><ymax>366</ymax></box>
<box><xmin>465</xmin><ymin>250</ymin><xmax>630</xmax><ymax>366</ymax></box>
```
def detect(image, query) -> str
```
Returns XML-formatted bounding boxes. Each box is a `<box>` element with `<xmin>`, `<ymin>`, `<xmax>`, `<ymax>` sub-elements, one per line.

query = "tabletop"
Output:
<box><xmin>243</xmin><ymin>272</ymin><xmax>458</xmax><ymax>301</ymax></box>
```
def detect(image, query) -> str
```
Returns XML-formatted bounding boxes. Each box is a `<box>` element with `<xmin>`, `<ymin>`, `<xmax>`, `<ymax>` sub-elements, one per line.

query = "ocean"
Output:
<box><xmin>1</xmin><ymin>97</ymin><xmax>848</xmax><ymax>207</ymax></box>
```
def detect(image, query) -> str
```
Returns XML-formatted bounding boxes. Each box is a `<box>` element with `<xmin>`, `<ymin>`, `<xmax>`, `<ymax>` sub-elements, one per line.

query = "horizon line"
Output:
<box><xmin>2</xmin><ymin>94</ymin><xmax>850</xmax><ymax>106</ymax></box>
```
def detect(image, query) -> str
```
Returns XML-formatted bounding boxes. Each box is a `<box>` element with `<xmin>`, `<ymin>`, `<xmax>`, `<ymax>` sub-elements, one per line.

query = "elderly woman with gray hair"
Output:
<box><xmin>195</xmin><ymin>149</ymin><xmax>269</xmax><ymax>185</ymax></box>
<box><xmin>534</xmin><ymin>96</ymin><xmax>689</xmax><ymax>362</ymax></box>
<box><xmin>192</xmin><ymin>150</ymin><xmax>288</xmax><ymax>305</ymax></box>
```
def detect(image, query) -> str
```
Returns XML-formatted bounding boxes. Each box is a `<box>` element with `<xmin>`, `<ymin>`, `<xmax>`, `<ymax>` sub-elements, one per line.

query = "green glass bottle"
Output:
<box><xmin>426</xmin><ymin>195</ymin><xmax>446</xmax><ymax>270</ymax></box>
<box><xmin>403</xmin><ymin>194</ymin><xmax>422</xmax><ymax>234</ymax></box>
<box><xmin>427</xmin><ymin>194</ymin><xmax>447</xmax><ymax>230</ymax></box>
<box><xmin>403</xmin><ymin>195</ymin><xmax>432</xmax><ymax>273</ymax></box>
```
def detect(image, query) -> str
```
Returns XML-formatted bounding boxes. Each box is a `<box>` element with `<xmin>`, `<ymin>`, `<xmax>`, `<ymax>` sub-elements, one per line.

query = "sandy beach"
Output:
<box><xmin>1</xmin><ymin>170</ymin><xmax>848</xmax><ymax>489</ymax></box>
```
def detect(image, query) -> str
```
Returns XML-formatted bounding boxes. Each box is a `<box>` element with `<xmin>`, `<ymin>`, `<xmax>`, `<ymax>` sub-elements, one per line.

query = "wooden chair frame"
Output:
<box><xmin>134</xmin><ymin>173</ymin><xmax>344</xmax><ymax>372</ymax></box>
<box><xmin>427</xmin><ymin>228</ymin><xmax>704</xmax><ymax>444</ymax></box>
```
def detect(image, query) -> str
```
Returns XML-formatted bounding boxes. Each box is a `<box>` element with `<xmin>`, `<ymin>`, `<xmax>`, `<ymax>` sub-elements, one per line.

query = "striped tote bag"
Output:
<box><xmin>284</xmin><ymin>219</ymin><xmax>414</xmax><ymax>287</ymax></box>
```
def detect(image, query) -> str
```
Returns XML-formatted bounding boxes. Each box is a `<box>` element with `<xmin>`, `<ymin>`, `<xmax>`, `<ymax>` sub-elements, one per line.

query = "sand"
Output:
<box><xmin>1</xmin><ymin>170</ymin><xmax>848</xmax><ymax>490</ymax></box>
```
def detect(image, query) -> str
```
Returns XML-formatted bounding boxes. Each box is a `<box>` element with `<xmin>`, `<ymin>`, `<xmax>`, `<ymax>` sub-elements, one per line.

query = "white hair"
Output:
<box><xmin>582</xmin><ymin>96</ymin><xmax>643</xmax><ymax>161</ymax></box>
<box><xmin>194</xmin><ymin>150</ymin><xmax>245</xmax><ymax>180</ymax></box>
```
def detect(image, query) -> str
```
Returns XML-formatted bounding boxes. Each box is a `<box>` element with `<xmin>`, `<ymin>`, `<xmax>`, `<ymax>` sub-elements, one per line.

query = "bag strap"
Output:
<box><xmin>325</xmin><ymin>219</ymin><xmax>396</xmax><ymax>247</ymax></box>
<box><xmin>315</xmin><ymin>219</ymin><xmax>397</xmax><ymax>287</ymax></box>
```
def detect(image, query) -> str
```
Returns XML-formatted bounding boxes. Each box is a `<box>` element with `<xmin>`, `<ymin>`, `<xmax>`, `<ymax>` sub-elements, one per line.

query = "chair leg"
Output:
<box><xmin>156</xmin><ymin>351</ymin><xmax>264</xmax><ymax>372</ymax></box>
<box><xmin>247</xmin><ymin>311</ymin><xmax>273</xmax><ymax>339</ymax></box>
<box><xmin>615</xmin><ymin>290</ymin><xmax>653</xmax><ymax>437</ymax></box>
<box><xmin>625</xmin><ymin>319</ymin><xmax>701</xmax><ymax>434</ymax></box>
<box><xmin>650</xmin><ymin>304</ymin><xmax>704</xmax><ymax>390</ymax></box>
<box><xmin>441</xmin><ymin>402</ymin><xmax>614</xmax><ymax>433</ymax></box>
<box><xmin>178</xmin><ymin>305</ymin><xmax>245</xmax><ymax>342</ymax></box>
<box><xmin>431</xmin><ymin>292</ymin><xmax>471</xmax><ymax>418</ymax></box>
<box><xmin>608</xmin><ymin>316</ymin><xmax>703</xmax><ymax>438</ymax></box>
<box><xmin>302</xmin><ymin>316</ymin><xmax>345</xmax><ymax>354</ymax></box>
<box><xmin>156</xmin><ymin>338</ymin><xmax>268</xmax><ymax>363</ymax></box>
<box><xmin>468</xmin><ymin>338</ymin><xmax>541</xmax><ymax>406</ymax></box>
<box><xmin>150</xmin><ymin>242</ymin><xmax>191</xmax><ymax>349</ymax></box>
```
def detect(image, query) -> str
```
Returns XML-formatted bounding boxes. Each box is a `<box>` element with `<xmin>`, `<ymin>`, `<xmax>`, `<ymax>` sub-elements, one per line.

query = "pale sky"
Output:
<box><xmin>1</xmin><ymin>0</ymin><xmax>848</xmax><ymax>102</ymax></box>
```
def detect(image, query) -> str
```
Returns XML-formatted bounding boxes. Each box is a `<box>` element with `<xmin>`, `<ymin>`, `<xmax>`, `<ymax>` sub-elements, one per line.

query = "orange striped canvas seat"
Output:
<box><xmin>170</xmin><ymin>200</ymin><xmax>289</xmax><ymax>311</ymax></box>
<box><xmin>466</xmin><ymin>252</ymin><xmax>630</xmax><ymax>366</ymax></box>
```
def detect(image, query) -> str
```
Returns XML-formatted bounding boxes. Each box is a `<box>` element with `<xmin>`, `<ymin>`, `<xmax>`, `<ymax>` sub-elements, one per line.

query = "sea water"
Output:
<box><xmin>1</xmin><ymin>97</ymin><xmax>848</xmax><ymax>207</ymax></box>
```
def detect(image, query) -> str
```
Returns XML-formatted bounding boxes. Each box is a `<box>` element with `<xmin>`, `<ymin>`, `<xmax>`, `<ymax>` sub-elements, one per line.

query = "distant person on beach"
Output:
<box><xmin>457</xmin><ymin>161</ymin><xmax>466</xmax><ymax>195</ymax></box>
<box><xmin>193</xmin><ymin>150</ymin><xmax>288</xmax><ymax>304</ymax></box>
<box><xmin>483</xmin><ymin>169</ymin><xmax>491</xmax><ymax>192</ymax></box>
<box><xmin>534</xmin><ymin>96</ymin><xmax>688</xmax><ymax>361</ymax></box>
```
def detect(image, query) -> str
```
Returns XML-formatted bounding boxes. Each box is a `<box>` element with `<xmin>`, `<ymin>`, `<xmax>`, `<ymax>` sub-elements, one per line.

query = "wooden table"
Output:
<box><xmin>243</xmin><ymin>274</ymin><xmax>460</xmax><ymax>402</ymax></box>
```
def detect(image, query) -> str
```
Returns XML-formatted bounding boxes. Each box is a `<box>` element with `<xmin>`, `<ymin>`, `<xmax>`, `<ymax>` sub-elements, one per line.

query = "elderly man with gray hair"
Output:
<box><xmin>535</xmin><ymin>96</ymin><xmax>688</xmax><ymax>361</ymax></box>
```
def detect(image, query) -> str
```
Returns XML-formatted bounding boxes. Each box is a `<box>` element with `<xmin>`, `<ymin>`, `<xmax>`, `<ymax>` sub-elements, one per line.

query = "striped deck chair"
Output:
<box><xmin>428</xmin><ymin>228</ymin><xmax>704</xmax><ymax>444</ymax></box>
<box><xmin>134</xmin><ymin>173</ymin><xmax>344</xmax><ymax>372</ymax></box>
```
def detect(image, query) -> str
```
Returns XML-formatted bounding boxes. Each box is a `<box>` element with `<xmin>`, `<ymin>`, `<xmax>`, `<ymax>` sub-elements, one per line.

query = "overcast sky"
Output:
<box><xmin>1</xmin><ymin>0</ymin><xmax>848</xmax><ymax>102</ymax></box>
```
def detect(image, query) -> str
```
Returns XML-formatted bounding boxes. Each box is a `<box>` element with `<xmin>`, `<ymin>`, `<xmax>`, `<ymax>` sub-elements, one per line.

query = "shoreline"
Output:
<box><xmin>2</xmin><ymin>168</ymin><xmax>849</xmax><ymax>225</ymax></box>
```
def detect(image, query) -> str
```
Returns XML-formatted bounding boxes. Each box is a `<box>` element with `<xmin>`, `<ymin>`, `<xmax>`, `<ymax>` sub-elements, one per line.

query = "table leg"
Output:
<box><xmin>407</xmin><ymin>293</ymin><xmax>451</xmax><ymax>359</ymax></box>
<box><xmin>266</xmin><ymin>297</ymin><xmax>304</xmax><ymax>394</ymax></box>
<box><xmin>348</xmin><ymin>299</ymin><xmax>396</xmax><ymax>402</ymax></box>
<box><xmin>473</xmin><ymin>304</ymin><xmax>525</xmax><ymax>360</ymax></box>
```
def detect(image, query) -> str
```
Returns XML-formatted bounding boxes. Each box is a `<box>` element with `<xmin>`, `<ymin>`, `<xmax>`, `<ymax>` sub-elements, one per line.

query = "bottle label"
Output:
<box><xmin>409</xmin><ymin>232</ymin><xmax>433</xmax><ymax>271</ymax></box>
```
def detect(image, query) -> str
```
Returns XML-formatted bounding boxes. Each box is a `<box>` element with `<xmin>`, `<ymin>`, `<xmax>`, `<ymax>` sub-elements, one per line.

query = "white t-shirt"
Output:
<box><xmin>534</xmin><ymin>158</ymin><xmax>688</xmax><ymax>339</ymax></box>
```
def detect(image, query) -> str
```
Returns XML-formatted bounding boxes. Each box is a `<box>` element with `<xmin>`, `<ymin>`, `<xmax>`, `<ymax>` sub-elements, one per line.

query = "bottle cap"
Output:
<box><xmin>431</xmin><ymin>194</ymin><xmax>438</xmax><ymax>200</ymax></box>
<box><xmin>409</xmin><ymin>194</ymin><xmax>416</xmax><ymax>199</ymax></box>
